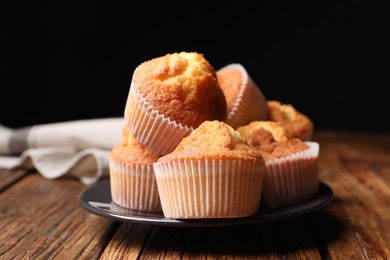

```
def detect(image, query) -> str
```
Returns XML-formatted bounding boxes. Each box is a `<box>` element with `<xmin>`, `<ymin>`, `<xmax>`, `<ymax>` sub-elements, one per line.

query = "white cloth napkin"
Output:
<box><xmin>0</xmin><ymin>118</ymin><xmax>125</xmax><ymax>185</ymax></box>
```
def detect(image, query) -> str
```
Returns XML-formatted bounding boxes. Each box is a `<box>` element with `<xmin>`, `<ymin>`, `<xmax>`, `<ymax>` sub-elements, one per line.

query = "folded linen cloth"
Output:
<box><xmin>0</xmin><ymin>118</ymin><xmax>125</xmax><ymax>185</ymax></box>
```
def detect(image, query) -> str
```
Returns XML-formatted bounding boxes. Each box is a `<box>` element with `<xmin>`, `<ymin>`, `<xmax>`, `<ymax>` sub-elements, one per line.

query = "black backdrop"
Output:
<box><xmin>1</xmin><ymin>1</ymin><xmax>388</xmax><ymax>131</ymax></box>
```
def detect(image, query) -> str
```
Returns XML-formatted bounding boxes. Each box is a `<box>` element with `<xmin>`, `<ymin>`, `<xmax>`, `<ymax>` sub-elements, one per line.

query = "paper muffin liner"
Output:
<box><xmin>109</xmin><ymin>157</ymin><xmax>162</xmax><ymax>213</ymax></box>
<box><xmin>261</xmin><ymin>141</ymin><xmax>320</xmax><ymax>209</ymax></box>
<box><xmin>153</xmin><ymin>158</ymin><xmax>266</xmax><ymax>219</ymax></box>
<box><xmin>218</xmin><ymin>63</ymin><xmax>268</xmax><ymax>129</ymax></box>
<box><xmin>124</xmin><ymin>85</ymin><xmax>194</xmax><ymax>155</ymax></box>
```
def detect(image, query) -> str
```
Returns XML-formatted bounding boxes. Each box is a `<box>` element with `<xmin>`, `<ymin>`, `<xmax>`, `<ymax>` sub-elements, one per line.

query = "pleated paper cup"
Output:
<box><xmin>218</xmin><ymin>63</ymin><xmax>268</xmax><ymax>129</ymax></box>
<box><xmin>109</xmin><ymin>157</ymin><xmax>162</xmax><ymax>213</ymax></box>
<box><xmin>124</xmin><ymin>85</ymin><xmax>194</xmax><ymax>155</ymax></box>
<box><xmin>261</xmin><ymin>141</ymin><xmax>320</xmax><ymax>209</ymax></box>
<box><xmin>153</xmin><ymin>158</ymin><xmax>266</xmax><ymax>219</ymax></box>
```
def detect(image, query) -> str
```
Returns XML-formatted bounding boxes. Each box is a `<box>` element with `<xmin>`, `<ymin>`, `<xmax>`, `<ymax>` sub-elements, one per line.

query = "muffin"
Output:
<box><xmin>267</xmin><ymin>100</ymin><xmax>314</xmax><ymax>141</ymax></box>
<box><xmin>109</xmin><ymin>128</ymin><xmax>162</xmax><ymax>213</ymax></box>
<box><xmin>217</xmin><ymin>63</ymin><xmax>268</xmax><ymax>128</ymax></box>
<box><xmin>153</xmin><ymin>120</ymin><xmax>267</xmax><ymax>219</ymax></box>
<box><xmin>237</xmin><ymin>121</ymin><xmax>319</xmax><ymax>209</ymax></box>
<box><xmin>124</xmin><ymin>51</ymin><xmax>227</xmax><ymax>155</ymax></box>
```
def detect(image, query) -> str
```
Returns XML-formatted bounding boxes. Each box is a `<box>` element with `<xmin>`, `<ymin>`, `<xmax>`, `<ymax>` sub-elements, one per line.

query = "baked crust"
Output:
<box><xmin>237</xmin><ymin>121</ymin><xmax>309</xmax><ymax>160</ymax></box>
<box><xmin>216</xmin><ymin>68</ymin><xmax>242</xmax><ymax>112</ymax></box>
<box><xmin>131</xmin><ymin>52</ymin><xmax>227</xmax><ymax>128</ymax></box>
<box><xmin>267</xmin><ymin>100</ymin><xmax>313</xmax><ymax>141</ymax></box>
<box><xmin>110</xmin><ymin>129</ymin><xmax>159</xmax><ymax>164</ymax></box>
<box><xmin>158</xmin><ymin>120</ymin><xmax>265</xmax><ymax>162</ymax></box>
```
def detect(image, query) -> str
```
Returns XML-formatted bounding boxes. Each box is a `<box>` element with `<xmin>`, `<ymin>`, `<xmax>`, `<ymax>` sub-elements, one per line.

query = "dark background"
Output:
<box><xmin>1</xmin><ymin>1</ymin><xmax>388</xmax><ymax>132</ymax></box>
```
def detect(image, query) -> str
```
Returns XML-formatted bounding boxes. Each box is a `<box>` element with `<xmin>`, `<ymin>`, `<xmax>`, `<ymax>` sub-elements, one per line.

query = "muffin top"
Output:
<box><xmin>267</xmin><ymin>100</ymin><xmax>313</xmax><ymax>141</ymax></box>
<box><xmin>110</xmin><ymin>128</ymin><xmax>160</xmax><ymax>164</ymax></box>
<box><xmin>131</xmin><ymin>51</ymin><xmax>227</xmax><ymax>128</ymax></box>
<box><xmin>216</xmin><ymin>67</ymin><xmax>242</xmax><ymax>113</ymax></box>
<box><xmin>236</xmin><ymin>121</ymin><xmax>309</xmax><ymax>161</ymax></box>
<box><xmin>157</xmin><ymin>120</ymin><xmax>265</xmax><ymax>163</ymax></box>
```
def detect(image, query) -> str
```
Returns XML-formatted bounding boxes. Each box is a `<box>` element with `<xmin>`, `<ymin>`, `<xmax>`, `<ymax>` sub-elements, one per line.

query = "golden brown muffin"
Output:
<box><xmin>237</xmin><ymin>121</ymin><xmax>319</xmax><ymax>209</ymax></box>
<box><xmin>153</xmin><ymin>120</ymin><xmax>267</xmax><ymax>219</ymax></box>
<box><xmin>217</xmin><ymin>68</ymin><xmax>242</xmax><ymax>112</ymax></box>
<box><xmin>109</xmin><ymin>129</ymin><xmax>162</xmax><ymax>213</ymax></box>
<box><xmin>111</xmin><ymin>129</ymin><xmax>159</xmax><ymax>164</ymax></box>
<box><xmin>217</xmin><ymin>63</ymin><xmax>268</xmax><ymax>128</ymax></box>
<box><xmin>132</xmin><ymin>52</ymin><xmax>227</xmax><ymax>127</ymax></box>
<box><xmin>237</xmin><ymin>121</ymin><xmax>309</xmax><ymax>160</ymax></box>
<box><xmin>267</xmin><ymin>100</ymin><xmax>313</xmax><ymax>141</ymax></box>
<box><xmin>124</xmin><ymin>52</ymin><xmax>227</xmax><ymax>155</ymax></box>
<box><xmin>159</xmin><ymin>120</ymin><xmax>266</xmax><ymax>161</ymax></box>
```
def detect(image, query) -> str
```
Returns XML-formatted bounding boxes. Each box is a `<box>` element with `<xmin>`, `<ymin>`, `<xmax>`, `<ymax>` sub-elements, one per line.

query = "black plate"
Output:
<box><xmin>79</xmin><ymin>179</ymin><xmax>333</xmax><ymax>227</ymax></box>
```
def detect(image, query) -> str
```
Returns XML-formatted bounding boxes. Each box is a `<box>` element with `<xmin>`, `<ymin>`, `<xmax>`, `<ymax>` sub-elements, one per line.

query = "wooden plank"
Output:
<box><xmin>102</xmin><ymin>219</ymin><xmax>324</xmax><ymax>259</ymax></box>
<box><xmin>0</xmin><ymin>169</ymin><xmax>29</xmax><ymax>192</ymax></box>
<box><xmin>1</xmin><ymin>130</ymin><xmax>389</xmax><ymax>259</ymax></box>
<box><xmin>122</xmin><ymin>217</ymin><xmax>320</xmax><ymax>259</ymax></box>
<box><xmin>0</xmin><ymin>173</ymin><xmax>118</xmax><ymax>259</ymax></box>
<box><xmin>250</xmin><ymin>217</ymin><xmax>322</xmax><ymax>259</ymax></box>
<box><xmin>100</xmin><ymin>223</ymin><xmax>152</xmax><ymax>259</ymax></box>
<box><xmin>310</xmin><ymin>131</ymin><xmax>390</xmax><ymax>259</ymax></box>
<box><xmin>139</xmin><ymin>226</ymin><xmax>186</xmax><ymax>259</ymax></box>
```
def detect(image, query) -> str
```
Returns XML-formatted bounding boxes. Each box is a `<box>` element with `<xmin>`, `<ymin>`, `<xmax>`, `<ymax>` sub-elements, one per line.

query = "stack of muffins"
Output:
<box><xmin>109</xmin><ymin>51</ymin><xmax>319</xmax><ymax>219</ymax></box>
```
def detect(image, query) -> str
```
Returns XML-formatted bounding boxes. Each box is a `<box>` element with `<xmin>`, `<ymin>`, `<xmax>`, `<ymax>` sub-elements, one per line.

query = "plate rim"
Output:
<box><xmin>79</xmin><ymin>179</ymin><xmax>333</xmax><ymax>227</ymax></box>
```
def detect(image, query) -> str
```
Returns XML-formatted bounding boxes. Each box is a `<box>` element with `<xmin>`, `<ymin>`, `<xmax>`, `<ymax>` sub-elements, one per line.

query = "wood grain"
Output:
<box><xmin>311</xmin><ymin>131</ymin><xmax>390</xmax><ymax>259</ymax></box>
<box><xmin>0</xmin><ymin>169</ymin><xmax>28</xmax><ymax>192</ymax></box>
<box><xmin>0</xmin><ymin>174</ymin><xmax>119</xmax><ymax>259</ymax></box>
<box><xmin>1</xmin><ymin>131</ymin><xmax>390</xmax><ymax>259</ymax></box>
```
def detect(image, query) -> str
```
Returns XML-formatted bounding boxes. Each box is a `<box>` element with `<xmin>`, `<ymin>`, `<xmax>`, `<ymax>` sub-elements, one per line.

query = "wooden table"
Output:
<box><xmin>1</xmin><ymin>130</ymin><xmax>389</xmax><ymax>259</ymax></box>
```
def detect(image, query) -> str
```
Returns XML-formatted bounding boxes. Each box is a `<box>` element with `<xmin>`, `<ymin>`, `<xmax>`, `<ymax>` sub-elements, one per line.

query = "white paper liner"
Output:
<box><xmin>261</xmin><ymin>141</ymin><xmax>320</xmax><ymax>209</ymax></box>
<box><xmin>153</xmin><ymin>158</ymin><xmax>266</xmax><ymax>219</ymax></box>
<box><xmin>218</xmin><ymin>63</ymin><xmax>268</xmax><ymax>129</ymax></box>
<box><xmin>109</xmin><ymin>157</ymin><xmax>162</xmax><ymax>213</ymax></box>
<box><xmin>124</xmin><ymin>85</ymin><xmax>194</xmax><ymax>155</ymax></box>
